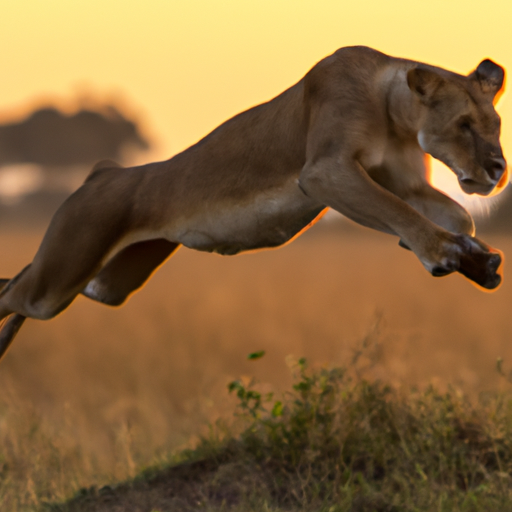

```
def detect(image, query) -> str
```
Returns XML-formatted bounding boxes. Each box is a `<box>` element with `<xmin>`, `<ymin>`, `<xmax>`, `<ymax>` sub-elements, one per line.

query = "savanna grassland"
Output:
<box><xmin>1</xmin><ymin>217</ymin><xmax>512</xmax><ymax>510</ymax></box>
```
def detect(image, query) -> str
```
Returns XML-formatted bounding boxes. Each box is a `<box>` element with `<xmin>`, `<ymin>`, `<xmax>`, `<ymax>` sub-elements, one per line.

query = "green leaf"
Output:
<box><xmin>228</xmin><ymin>380</ymin><xmax>242</xmax><ymax>393</ymax></box>
<box><xmin>248</xmin><ymin>350</ymin><xmax>266</xmax><ymax>360</ymax></box>
<box><xmin>271</xmin><ymin>401</ymin><xmax>284</xmax><ymax>417</ymax></box>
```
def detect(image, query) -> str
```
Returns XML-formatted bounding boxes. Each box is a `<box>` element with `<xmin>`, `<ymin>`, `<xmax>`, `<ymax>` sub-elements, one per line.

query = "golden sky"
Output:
<box><xmin>1</xmin><ymin>0</ymin><xmax>512</xmax><ymax>169</ymax></box>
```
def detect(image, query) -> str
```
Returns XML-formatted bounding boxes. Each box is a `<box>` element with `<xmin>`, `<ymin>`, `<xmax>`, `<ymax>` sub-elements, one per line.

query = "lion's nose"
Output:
<box><xmin>486</xmin><ymin>156</ymin><xmax>507</xmax><ymax>182</ymax></box>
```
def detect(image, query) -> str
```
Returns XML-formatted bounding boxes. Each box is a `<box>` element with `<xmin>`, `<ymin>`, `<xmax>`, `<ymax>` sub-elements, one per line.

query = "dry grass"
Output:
<box><xmin>49</xmin><ymin>358</ymin><xmax>512</xmax><ymax>511</ymax></box>
<box><xmin>0</xmin><ymin>220</ymin><xmax>512</xmax><ymax>509</ymax></box>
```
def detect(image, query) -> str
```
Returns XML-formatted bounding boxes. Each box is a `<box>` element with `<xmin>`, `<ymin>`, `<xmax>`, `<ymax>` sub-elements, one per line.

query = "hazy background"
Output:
<box><xmin>1</xmin><ymin>0</ymin><xmax>512</xmax><ymax>478</ymax></box>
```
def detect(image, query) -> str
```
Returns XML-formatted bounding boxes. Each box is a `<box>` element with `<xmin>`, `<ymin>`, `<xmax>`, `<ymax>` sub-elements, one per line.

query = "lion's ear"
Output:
<box><xmin>407</xmin><ymin>66</ymin><xmax>444</xmax><ymax>104</ymax></box>
<box><xmin>469</xmin><ymin>59</ymin><xmax>505</xmax><ymax>102</ymax></box>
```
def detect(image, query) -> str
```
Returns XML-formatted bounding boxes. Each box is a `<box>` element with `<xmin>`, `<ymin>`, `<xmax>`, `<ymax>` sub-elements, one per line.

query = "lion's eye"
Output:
<box><xmin>459</xmin><ymin>121</ymin><xmax>471</xmax><ymax>132</ymax></box>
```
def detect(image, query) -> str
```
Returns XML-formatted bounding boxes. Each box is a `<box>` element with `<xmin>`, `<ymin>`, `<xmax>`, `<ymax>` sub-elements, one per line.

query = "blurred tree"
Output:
<box><xmin>0</xmin><ymin>105</ymin><xmax>149</xmax><ymax>167</ymax></box>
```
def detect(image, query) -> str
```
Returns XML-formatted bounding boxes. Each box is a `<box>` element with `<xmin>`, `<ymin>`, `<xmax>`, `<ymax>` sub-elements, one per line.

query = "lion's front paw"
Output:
<box><xmin>431</xmin><ymin>264</ymin><xmax>456</xmax><ymax>277</ymax></box>
<box><xmin>455</xmin><ymin>235</ymin><xmax>503</xmax><ymax>290</ymax></box>
<box><xmin>416</xmin><ymin>231</ymin><xmax>503</xmax><ymax>290</ymax></box>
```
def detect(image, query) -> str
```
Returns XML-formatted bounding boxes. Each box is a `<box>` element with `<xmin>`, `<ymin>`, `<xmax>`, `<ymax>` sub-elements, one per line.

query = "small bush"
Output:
<box><xmin>221</xmin><ymin>357</ymin><xmax>512</xmax><ymax>510</ymax></box>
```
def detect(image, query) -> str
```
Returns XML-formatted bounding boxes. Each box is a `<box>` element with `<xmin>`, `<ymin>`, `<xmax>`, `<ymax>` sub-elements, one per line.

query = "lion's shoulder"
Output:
<box><xmin>85</xmin><ymin>159</ymin><xmax>123</xmax><ymax>182</ymax></box>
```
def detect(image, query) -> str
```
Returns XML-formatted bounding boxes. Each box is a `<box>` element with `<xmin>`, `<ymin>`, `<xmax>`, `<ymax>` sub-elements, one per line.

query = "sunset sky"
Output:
<box><xmin>1</xmin><ymin>0</ymin><xmax>512</xmax><ymax>200</ymax></box>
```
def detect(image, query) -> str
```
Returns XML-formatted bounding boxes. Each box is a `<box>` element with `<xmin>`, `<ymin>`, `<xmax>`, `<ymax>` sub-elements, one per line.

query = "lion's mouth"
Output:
<box><xmin>458</xmin><ymin>177</ymin><xmax>496</xmax><ymax>196</ymax></box>
<box><xmin>457</xmin><ymin>165</ymin><xmax>509</xmax><ymax>196</ymax></box>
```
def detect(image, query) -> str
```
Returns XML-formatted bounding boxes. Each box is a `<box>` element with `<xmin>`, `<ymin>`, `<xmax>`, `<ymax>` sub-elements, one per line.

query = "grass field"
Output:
<box><xmin>0</xmin><ymin>219</ymin><xmax>512</xmax><ymax>509</ymax></box>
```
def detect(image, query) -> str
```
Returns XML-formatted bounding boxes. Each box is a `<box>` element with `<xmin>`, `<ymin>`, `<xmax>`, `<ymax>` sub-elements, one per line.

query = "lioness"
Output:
<box><xmin>0</xmin><ymin>46</ymin><xmax>507</xmax><ymax>358</ymax></box>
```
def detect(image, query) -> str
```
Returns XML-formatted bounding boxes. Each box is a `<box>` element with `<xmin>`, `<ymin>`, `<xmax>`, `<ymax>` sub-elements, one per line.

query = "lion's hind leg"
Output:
<box><xmin>82</xmin><ymin>239</ymin><xmax>180</xmax><ymax>306</ymax></box>
<box><xmin>0</xmin><ymin>266</ymin><xmax>33</xmax><ymax>359</ymax></box>
<box><xmin>0</xmin><ymin>161</ymin><xmax>169</xmax><ymax>360</ymax></box>
<box><xmin>0</xmin><ymin>314</ymin><xmax>26</xmax><ymax>359</ymax></box>
<box><xmin>0</xmin><ymin>177</ymin><xmax>136</xmax><ymax>355</ymax></box>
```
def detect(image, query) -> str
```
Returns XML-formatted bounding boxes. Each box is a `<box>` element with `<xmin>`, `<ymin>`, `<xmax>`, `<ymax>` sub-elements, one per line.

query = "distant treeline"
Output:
<box><xmin>0</xmin><ymin>104</ymin><xmax>149</xmax><ymax>167</ymax></box>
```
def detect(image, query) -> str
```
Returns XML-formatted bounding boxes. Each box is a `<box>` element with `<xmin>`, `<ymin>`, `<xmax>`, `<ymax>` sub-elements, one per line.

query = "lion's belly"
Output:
<box><xmin>172</xmin><ymin>181</ymin><xmax>324</xmax><ymax>255</ymax></box>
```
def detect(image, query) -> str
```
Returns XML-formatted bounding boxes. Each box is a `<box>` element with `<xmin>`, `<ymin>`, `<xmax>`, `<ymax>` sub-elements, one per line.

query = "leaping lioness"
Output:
<box><xmin>0</xmin><ymin>46</ymin><xmax>507</xmax><ymax>358</ymax></box>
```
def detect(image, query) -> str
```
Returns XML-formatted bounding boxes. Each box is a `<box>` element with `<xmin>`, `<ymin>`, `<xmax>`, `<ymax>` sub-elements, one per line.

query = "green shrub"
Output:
<box><xmin>223</xmin><ymin>356</ymin><xmax>512</xmax><ymax>510</ymax></box>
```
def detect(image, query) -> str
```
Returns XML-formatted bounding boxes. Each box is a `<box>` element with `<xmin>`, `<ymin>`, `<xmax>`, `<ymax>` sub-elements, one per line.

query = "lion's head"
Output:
<box><xmin>408</xmin><ymin>59</ymin><xmax>507</xmax><ymax>196</ymax></box>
